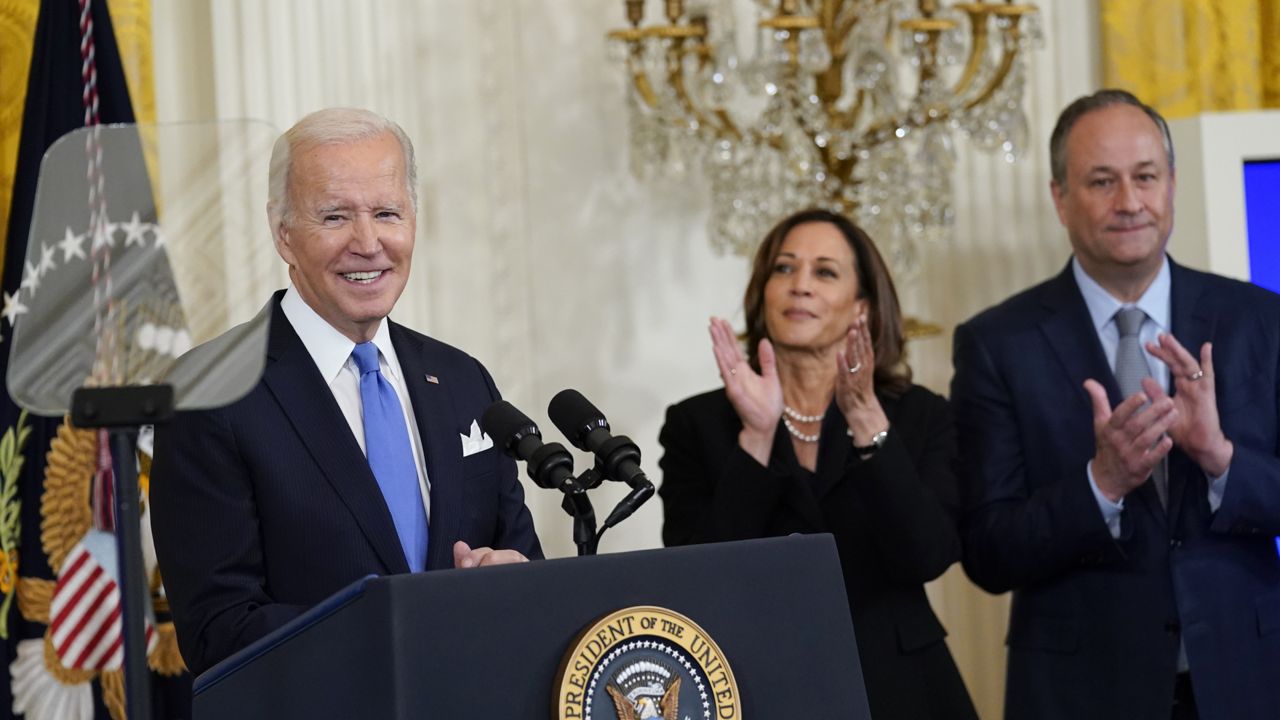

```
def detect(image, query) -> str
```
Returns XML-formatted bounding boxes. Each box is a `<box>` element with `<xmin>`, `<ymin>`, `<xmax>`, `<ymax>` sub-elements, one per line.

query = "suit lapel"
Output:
<box><xmin>764</xmin><ymin>422</ymin><xmax>825</xmax><ymax>526</ymax></box>
<box><xmin>1038</xmin><ymin>266</ymin><xmax>1121</xmax><ymax>407</ymax></box>
<box><xmin>391</xmin><ymin>323</ymin><xmax>463</xmax><ymax>571</ymax></box>
<box><xmin>810</xmin><ymin>403</ymin><xmax>854</xmax><ymax>501</ymax></box>
<box><xmin>1166</xmin><ymin>262</ymin><xmax>1214</xmax><ymax>526</ymax></box>
<box><xmin>261</xmin><ymin>297</ymin><xmax>410</xmax><ymax>575</ymax></box>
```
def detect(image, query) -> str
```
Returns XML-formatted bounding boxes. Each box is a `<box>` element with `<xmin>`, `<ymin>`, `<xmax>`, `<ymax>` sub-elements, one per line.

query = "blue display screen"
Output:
<box><xmin>1244</xmin><ymin>159</ymin><xmax>1280</xmax><ymax>294</ymax></box>
<box><xmin>1244</xmin><ymin>162</ymin><xmax>1280</xmax><ymax>562</ymax></box>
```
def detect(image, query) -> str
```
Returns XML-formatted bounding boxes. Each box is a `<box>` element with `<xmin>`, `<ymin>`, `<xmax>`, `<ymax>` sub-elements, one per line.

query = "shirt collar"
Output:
<box><xmin>280</xmin><ymin>285</ymin><xmax>401</xmax><ymax>383</ymax></box>
<box><xmin>1072</xmin><ymin>254</ymin><xmax>1171</xmax><ymax>333</ymax></box>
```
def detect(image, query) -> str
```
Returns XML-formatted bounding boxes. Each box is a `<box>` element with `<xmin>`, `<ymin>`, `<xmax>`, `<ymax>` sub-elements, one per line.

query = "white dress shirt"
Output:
<box><xmin>281</xmin><ymin>286</ymin><xmax>431</xmax><ymax>521</ymax></box>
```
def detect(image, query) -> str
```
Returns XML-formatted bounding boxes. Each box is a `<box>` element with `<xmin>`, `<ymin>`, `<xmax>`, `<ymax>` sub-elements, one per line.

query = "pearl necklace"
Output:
<box><xmin>782</xmin><ymin>415</ymin><xmax>820</xmax><ymax>443</ymax></box>
<box><xmin>783</xmin><ymin>405</ymin><xmax>823</xmax><ymax>423</ymax></box>
<box><xmin>781</xmin><ymin>405</ymin><xmax>856</xmax><ymax>444</ymax></box>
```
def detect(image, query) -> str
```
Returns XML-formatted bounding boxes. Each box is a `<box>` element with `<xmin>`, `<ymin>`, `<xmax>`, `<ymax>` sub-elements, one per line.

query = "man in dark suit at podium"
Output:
<box><xmin>151</xmin><ymin>108</ymin><xmax>542</xmax><ymax>676</ymax></box>
<box><xmin>952</xmin><ymin>90</ymin><xmax>1280</xmax><ymax>719</ymax></box>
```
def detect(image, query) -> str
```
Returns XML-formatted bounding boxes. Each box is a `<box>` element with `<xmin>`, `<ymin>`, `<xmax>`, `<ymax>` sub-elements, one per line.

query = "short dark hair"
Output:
<box><xmin>1049</xmin><ymin>89</ymin><xmax>1174</xmax><ymax>186</ymax></box>
<box><xmin>741</xmin><ymin>208</ymin><xmax>912</xmax><ymax>396</ymax></box>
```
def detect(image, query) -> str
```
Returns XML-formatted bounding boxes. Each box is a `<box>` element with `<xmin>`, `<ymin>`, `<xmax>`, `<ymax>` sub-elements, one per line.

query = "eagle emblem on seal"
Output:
<box><xmin>605</xmin><ymin>660</ymin><xmax>681</xmax><ymax>720</ymax></box>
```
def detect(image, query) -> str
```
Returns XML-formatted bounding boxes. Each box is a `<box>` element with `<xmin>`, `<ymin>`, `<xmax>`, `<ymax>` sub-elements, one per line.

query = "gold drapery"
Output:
<box><xmin>1100</xmin><ymin>0</ymin><xmax>1280</xmax><ymax>118</ymax></box>
<box><xmin>0</xmin><ymin>0</ymin><xmax>40</xmax><ymax>271</ymax></box>
<box><xmin>108</xmin><ymin>0</ymin><xmax>158</xmax><ymax>128</ymax></box>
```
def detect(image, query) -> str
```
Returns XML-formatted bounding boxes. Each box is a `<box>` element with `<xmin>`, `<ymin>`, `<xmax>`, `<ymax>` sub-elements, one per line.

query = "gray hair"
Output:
<box><xmin>267</xmin><ymin>107</ymin><xmax>418</xmax><ymax>231</ymax></box>
<box><xmin>1049</xmin><ymin>89</ymin><xmax>1175</xmax><ymax>187</ymax></box>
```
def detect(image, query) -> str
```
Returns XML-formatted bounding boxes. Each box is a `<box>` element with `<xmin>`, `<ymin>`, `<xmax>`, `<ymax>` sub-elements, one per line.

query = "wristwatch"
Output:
<box><xmin>852</xmin><ymin>427</ymin><xmax>889</xmax><ymax>455</ymax></box>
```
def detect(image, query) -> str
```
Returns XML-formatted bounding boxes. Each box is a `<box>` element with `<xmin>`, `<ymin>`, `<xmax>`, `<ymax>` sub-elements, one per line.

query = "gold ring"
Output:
<box><xmin>1188</xmin><ymin>369</ymin><xmax>1204</xmax><ymax>381</ymax></box>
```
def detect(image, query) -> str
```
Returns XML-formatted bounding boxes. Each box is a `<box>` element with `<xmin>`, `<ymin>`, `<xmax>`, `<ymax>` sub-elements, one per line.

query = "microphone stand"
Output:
<box><xmin>561</xmin><ymin>469</ymin><xmax>600</xmax><ymax>556</ymax></box>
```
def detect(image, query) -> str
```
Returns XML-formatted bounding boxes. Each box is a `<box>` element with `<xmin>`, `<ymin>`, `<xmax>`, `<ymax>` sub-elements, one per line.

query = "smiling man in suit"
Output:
<box><xmin>150</xmin><ymin>108</ymin><xmax>542</xmax><ymax>676</ymax></box>
<box><xmin>952</xmin><ymin>90</ymin><xmax>1280</xmax><ymax>719</ymax></box>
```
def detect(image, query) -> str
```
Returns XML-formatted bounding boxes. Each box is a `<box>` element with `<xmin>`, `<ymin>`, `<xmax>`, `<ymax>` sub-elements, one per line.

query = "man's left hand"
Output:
<box><xmin>452</xmin><ymin>541</ymin><xmax>530</xmax><ymax>569</ymax></box>
<box><xmin>1145</xmin><ymin>334</ymin><xmax>1234</xmax><ymax>476</ymax></box>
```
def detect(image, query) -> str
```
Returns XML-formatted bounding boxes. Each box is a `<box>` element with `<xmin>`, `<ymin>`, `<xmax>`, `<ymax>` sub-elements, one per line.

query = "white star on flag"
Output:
<box><xmin>59</xmin><ymin>226</ymin><xmax>86</xmax><ymax>261</ymax></box>
<box><xmin>2</xmin><ymin>290</ymin><xmax>29</xmax><ymax>326</ymax></box>
<box><xmin>122</xmin><ymin>211</ymin><xmax>147</xmax><ymax>247</ymax></box>
<box><xmin>39</xmin><ymin>242</ymin><xmax>57</xmax><ymax>274</ymax></box>
<box><xmin>20</xmin><ymin>260</ymin><xmax>40</xmax><ymax>293</ymax></box>
<box><xmin>91</xmin><ymin>222</ymin><xmax>118</xmax><ymax>252</ymax></box>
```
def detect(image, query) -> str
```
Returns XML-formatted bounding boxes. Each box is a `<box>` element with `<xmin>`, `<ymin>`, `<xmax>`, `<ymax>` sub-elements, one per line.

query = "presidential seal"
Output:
<box><xmin>555</xmin><ymin>606</ymin><xmax>741</xmax><ymax>720</ymax></box>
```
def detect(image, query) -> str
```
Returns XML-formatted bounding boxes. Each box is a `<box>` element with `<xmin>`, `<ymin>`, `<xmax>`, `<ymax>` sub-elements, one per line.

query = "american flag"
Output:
<box><xmin>47</xmin><ymin>434</ymin><xmax>155</xmax><ymax>671</ymax></box>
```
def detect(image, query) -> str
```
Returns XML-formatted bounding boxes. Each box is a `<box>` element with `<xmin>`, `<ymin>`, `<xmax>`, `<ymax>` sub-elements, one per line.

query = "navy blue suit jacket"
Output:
<box><xmin>150</xmin><ymin>293</ymin><xmax>542</xmax><ymax>675</ymax></box>
<box><xmin>952</xmin><ymin>259</ymin><xmax>1280</xmax><ymax>720</ymax></box>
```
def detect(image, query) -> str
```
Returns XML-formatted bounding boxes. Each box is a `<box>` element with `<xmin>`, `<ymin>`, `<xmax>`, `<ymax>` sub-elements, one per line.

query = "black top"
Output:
<box><xmin>658</xmin><ymin>384</ymin><xmax>977</xmax><ymax>719</ymax></box>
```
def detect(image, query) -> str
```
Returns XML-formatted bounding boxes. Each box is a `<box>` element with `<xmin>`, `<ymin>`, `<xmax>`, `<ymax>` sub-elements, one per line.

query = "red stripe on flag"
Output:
<box><xmin>72</xmin><ymin>604</ymin><xmax>121</xmax><ymax>668</ymax></box>
<box><xmin>48</xmin><ymin>555</ymin><xmax>101</xmax><ymax>632</ymax></box>
<box><xmin>96</xmin><ymin>627</ymin><xmax>125</xmax><ymax>670</ymax></box>
<box><xmin>54</xmin><ymin>573</ymin><xmax>115</xmax><ymax>657</ymax></box>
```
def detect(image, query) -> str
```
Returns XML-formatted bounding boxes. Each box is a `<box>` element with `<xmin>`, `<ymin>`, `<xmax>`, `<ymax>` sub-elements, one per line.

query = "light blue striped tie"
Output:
<box><xmin>352</xmin><ymin>342</ymin><xmax>428</xmax><ymax>572</ymax></box>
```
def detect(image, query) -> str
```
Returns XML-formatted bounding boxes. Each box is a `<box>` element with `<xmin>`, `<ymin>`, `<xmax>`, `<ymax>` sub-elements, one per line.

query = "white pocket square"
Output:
<box><xmin>461</xmin><ymin>420</ymin><xmax>494</xmax><ymax>457</ymax></box>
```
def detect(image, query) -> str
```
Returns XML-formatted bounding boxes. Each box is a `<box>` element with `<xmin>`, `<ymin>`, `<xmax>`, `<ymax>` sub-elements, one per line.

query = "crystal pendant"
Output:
<box><xmin>797</xmin><ymin>28</ymin><xmax>832</xmax><ymax>74</ymax></box>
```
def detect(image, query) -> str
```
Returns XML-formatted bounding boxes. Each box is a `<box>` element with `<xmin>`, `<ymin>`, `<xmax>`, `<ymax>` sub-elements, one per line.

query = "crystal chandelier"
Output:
<box><xmin>608</xmin><ymin>0</ymin><xmax>1042</xmax><ymax>278</ymax></box>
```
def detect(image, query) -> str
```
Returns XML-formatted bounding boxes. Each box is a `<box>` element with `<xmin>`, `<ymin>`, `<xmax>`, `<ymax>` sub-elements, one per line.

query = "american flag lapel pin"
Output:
<box><xmin>424</xmin><ymin>373</ymin><xmax>439</xmax><ymax>384</ymax></box>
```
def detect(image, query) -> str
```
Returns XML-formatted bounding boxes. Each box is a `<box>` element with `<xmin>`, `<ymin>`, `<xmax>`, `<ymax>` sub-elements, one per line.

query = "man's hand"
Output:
<box><xmin>1084</xmin><ymin>379</ymin><xmax>1177</xmax><ymax>502</ymax></box>
<box><xmin>1145</xmin><ymin>335</ymin><xmax>1234</xmax><ymax>477</ymax></box>
<box><xmin>452</xmin><ymin>541</ymin><xmax>529</xmax><ymax>569</ymax></box>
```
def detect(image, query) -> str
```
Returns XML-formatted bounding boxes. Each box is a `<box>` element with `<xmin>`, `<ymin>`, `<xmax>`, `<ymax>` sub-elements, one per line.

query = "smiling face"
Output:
<box><xmin>762</xmin><ymin>221</ymin><xmax>866</xmax><ymax>353</ymax></box>
<box><xmin>1051</xmin><ymin>103</ymin><xmax>1175</xmax><ymax>296</ymax></box>
<box><xmin>274</xmin><ymin>131</ymin><xmax>415</xmax><ymax>342</ymax></box>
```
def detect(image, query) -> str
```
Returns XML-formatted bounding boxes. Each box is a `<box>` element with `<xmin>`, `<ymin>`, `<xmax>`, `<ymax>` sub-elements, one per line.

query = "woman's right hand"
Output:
<box><xmin>710</xmin><ymin>317</ymin><xmax>781</xmax><ymax>465</ymax></box>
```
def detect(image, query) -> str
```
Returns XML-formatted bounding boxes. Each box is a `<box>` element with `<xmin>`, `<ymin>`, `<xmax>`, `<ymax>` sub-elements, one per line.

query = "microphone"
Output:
<box><xmin>480</xmin><ymin>401</ymin><xmax>575</xmax><ymax>492</ymax></box>
<box><xmin>547</xmin><ymin>389</ymin><xmax>655</xmax><ymax>528</ymax></box>
<box><xmin>548</xmin><ymin>389</ymin><xmax>647</xmax><ymax>488</ymax></box>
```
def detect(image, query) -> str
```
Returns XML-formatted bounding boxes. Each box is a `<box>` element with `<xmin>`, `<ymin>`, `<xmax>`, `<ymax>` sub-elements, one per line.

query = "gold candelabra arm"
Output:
<box><xmin>812</xmin><ymin>0</ymin><xmax>857</xmax><ymax>117</ymax></box>
<box><xmin>916</xmin><ymin>3</ymin><xmax>1036</xmax><ymax>122</ymax></box>
<box><xmin>949</xmin><ymin>3</ymin><xmax>994</xmax><ymax>100</ymax></box>
<box><xmin>828</xmin><ymin>0</ymin><xmax>865</xmax><ymax>59</ymax></box>
<box><xmin>959</xmin><ymin>5</ymin><xmax>1034</xmax><ymax>112</ymax></box>
<box><xmin>611</xmin><ymin>21</ymin><xmax>723</xmax><ymax>137</ymax></box>
<box><xmin>856</xmin><ymin>1</ymin><xmax>1035</xmax><ymax>144</ymax></box>
<box><xmin>607</xmin><ymin>30</ymin><xmax>661</xmax><ymax>109</ymax></box>
<box><xmin>631</xmin><ymin>66</ymin><xmax>662</xmax><ymax>110</ymax></box>
<box><xmin>664</xmin><ymin>34</ymin><xmax>718</xmax><ymax>130</ymax></box>
<box><xmin>652</xmin><ymin>21</ymin><xmax>747</xmax><ymax>140</ymax></box>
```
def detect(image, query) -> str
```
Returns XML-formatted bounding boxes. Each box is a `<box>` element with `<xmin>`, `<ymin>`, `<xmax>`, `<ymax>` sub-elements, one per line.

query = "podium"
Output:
<box><xmin>192</xmin><ymin>534</ymin><xmax>870</xmax><ymax>719</ymax></box>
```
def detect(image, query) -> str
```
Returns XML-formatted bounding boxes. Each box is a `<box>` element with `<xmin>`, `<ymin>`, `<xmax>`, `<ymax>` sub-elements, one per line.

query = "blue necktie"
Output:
<box><xmin>352</xmin><ymin>342</ymin><xmax>428</xmax><ymax>572</ymax></box>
